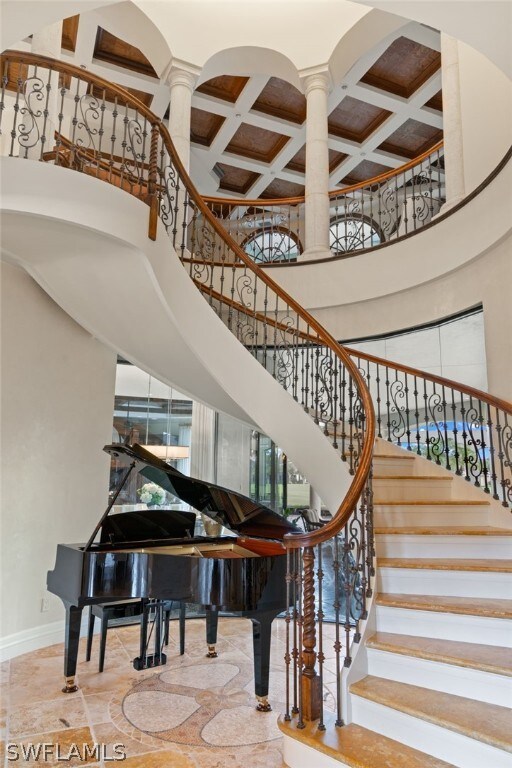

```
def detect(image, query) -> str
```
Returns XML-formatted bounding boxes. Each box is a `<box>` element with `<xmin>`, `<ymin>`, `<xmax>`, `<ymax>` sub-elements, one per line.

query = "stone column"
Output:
<box><xmin>190</xmin><ymin>402</ymin><xmax>216</xmax><ymax>483</ymax></box>
<box><xmin>302</xmin><ymin>71</ymin><xmax>331</xmax><ymax>260</ymax></box>
<box><xmin>26</xmin><ymin>21</ymin><xmax>63</xmax><ymax>159</ymax></box>
<box><xmin>309</xmin><ymin>486</ymin><xmax>323</xmax><ymax>522</ymax></box>
<box><xmin>166</xmin><ymin>65</ymin><xmax>198</xmax><ymax>172</ymax></box>
<box><xmin>439</xmin><ymin>33</ymin><xmax>466</xmax><ymax>212</ymax></box>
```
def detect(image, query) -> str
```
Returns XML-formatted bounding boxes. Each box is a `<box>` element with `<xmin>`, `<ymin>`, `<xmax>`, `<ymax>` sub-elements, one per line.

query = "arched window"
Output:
<box><xmin>243</xmin><ymin>228</ymin><xmax>301</xmax><ymax>263</ymax></box>
<box><xmin>329</xmin><ymin>216</ymin><xmax>381</xmax><ymax>253</ymax></box>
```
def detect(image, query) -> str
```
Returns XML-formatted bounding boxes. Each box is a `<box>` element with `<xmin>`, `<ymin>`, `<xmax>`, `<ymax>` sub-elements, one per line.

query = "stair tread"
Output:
<box><xmin>366</xmin><ymin>632</ymin><xmax>512</xmax><ymax>676</ymax></box>
<box><xmin>376</xmin><ymin>593</ymin><xmax>512</xmax><ymax>618</ymax></box>
<box><xmin>373</xmin><ymin>475</ymin><xmax>451</xmax><ymax>481</ymax></box>
<box><xmin>378</xmin><ymin>558</ymin><xmax>512</xmax><ymax>572</ymax></box>
<box><xmin>374</xmin><ymin>453</ymin><xmax>416</xmax><ymax>460</ymax></box>
<box><xmin>350</xmin><ymin>676</ymin><xmax>512</xmax><ymax>752</ymax></box>
<box><xmin>375</xmin><ymin>525</ymin><xmax>511</xmax><ymax>535</ymax></box>
<box><xmin>279</xmin><ymin>715</ymin><xmax>456</xmax><ymax>768</ymax></box>
<box><xmin>374</xmin><ymin>500</ymin><xmax>489</xmax><ymax>506</ymax></box>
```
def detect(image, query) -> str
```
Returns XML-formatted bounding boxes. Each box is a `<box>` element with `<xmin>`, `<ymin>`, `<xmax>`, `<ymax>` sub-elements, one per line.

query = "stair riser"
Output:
<box><xmin>373</xmin><ymin>458</ymin><xmax>419</xmax><ymax>477</ymax></box>
<box><xmin>283</xmin><ymin>736</ymin><xmax>345</xmax><ymax>768</ymax></box>
<box><xmin>374</xmin><ymin>507</ymin><xmax>488</xmax><ymax>527</ymax></box>
<box><xmin>373</xmin><ymin>478</ymin><xmax>453</xmax><ymax>502</ymax></box>
<box><xmin>350</xmin><ymin>696</ymin><xmax>512</xmax><ymax>768</ymax></box>
<box><xmin>375</xmin><ymin>605</ymin><xmax>512</xmax><ymax>647</ymax></box>
<box><xmin>378</xmin><ymin>567</ymin><xmax>512</xmax><ymax>599</ymax></box>
<box><xmin>366</xmin><ymin>648</ymin><xmax>512</xmax><ymax>707</ymax></box>
<box><xmin>376</xmin><ymin>534</ymin><xmax>512</xmax><ymax>559</ymax></box>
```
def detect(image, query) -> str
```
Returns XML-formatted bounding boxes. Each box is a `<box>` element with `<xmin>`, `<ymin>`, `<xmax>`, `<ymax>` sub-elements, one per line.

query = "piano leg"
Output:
<box><xmin>251</xmin><ymin>610</ymin><xmax>279</xmax><ymax>712</ymax></box>
<box><xmin>63</xmin><ymin>603</ymin><xmax>83</xmax><ymax>693</ymax></box>
<box><xmin>205</xmin><ymin>606</ymin><xmax>219</xmax><ymax>658</ymax></box>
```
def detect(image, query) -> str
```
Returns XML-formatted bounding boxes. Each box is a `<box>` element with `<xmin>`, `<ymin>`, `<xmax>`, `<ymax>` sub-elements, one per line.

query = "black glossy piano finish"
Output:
<box><xmin>47</xmin><ymin>443</ymin><xmax>299</xmax><ymax>709</ymax></box>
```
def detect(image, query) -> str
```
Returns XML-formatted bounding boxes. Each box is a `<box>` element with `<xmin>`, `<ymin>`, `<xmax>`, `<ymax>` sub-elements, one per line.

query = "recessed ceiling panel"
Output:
<box><xmin>425</xmin><ymin>90</ymin><xmax>443</xmax><ymax>112</ymax></box>
<box><xmin>328</xmin><ymin>96</ymin><xmax>392</xmax><ymax>143</ymax></box>
<box><xmin>378</xmin><ymin>118</ymin><xmax>443</xmax><ymax>159</ymax></box>
<box><xmin>286</xmin><ymin>145</ymin><xmax>348</xmax><ymax>174</ymax></box>
<box><xmin>252</xmin><ymin>77</ymin><xmax>306</xmax><ymax>124</ymax></box>
<box><xmin>62</xmin><ymin>15</ymin><xmax>80</xmax><ymax>52</ymax></box>
<box><xmin>225</xmin><ymin>123</ymin><xmax>289</xmax><ymax>163</ymax></box>
<box><xmin>93</xmin><ymin>28</ymin><xmax>157</xmax><ymax>78</ymax></box>
<box><xmin>196</xmin><ymin>75</ymin><xmax>249</xmax><ymax>103</ymax></box>
<box><xmin>340</xmin><ymin>160</ymin><xmax>393</xmax><ymax>186</ymax></box>
<box><xmin>190</xmin><ymin>107</ymin><xmax>226</xmax><ymax>147</ymax></box>
<box><xmin>360</xmin><ymin>36</ymin><xmax>441</xmax><ymax>98</ymax></box>
<box><xmin>260</xmin><ymin>178</ymin><xmax>305</xmax><ymax>199</ymax></box>
<box><xmin>216</xmin><ymin>162</ymin><xmax>261</xmax><ymax>195</ymax></box>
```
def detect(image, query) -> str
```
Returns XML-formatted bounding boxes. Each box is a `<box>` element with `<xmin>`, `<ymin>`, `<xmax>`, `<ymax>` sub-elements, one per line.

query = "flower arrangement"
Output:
<box><xmin>137</xmin><ymin>482</ymin><xmax>166</xmax><ymax>507</ymax></box>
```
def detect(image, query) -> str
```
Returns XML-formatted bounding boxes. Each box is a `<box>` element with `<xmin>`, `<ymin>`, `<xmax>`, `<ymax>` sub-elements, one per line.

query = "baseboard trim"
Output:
<box><xmin>0</xmin><ymin>615</ymin><xmax>91</xmax><ymax>662</ymax></box>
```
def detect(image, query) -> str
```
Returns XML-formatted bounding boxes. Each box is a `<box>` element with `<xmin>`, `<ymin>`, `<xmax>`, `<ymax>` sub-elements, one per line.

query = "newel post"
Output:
<box><xmin>146</xmin><ymin>122</ymin><xmax>160</xmax><ymax>241</ymax></box>
<box><xmin>300</xmin><ymin>545</ymin><xmax>322</xmax><ymax>722</ymax></box>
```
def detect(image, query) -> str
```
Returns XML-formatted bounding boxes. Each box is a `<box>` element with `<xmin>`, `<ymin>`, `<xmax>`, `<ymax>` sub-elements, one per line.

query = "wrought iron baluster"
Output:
<box><xmin>451</xmin><ymin>388</ymin><xmax>461</xmax><ymax>475</ymax></box>
<box><xmin>374</xmin><ymin>363</ymin><xmax>382</xmax><ymax>438</ymax></box>
<box><xmin>442</xmin><ymin>385</ymin><xmax>450</xmax><ymax>471</ymax></box>
<box><xmin>486</xmin><ymin>403</ymin><xmax>499</xmax><ymax>500</ymax></box>
<box><xmin>284</xmin><ymin>548</ymin><xmax>292</xmax><ymax>721</ymax></box>
<box><xmin>316</xmin><ymin>544</ymin><xmax>325</xmax><ymax>731</ymax></box>
<box><xmin>460</xmin><ymin>394</ymin><xmax>470</xmax><ymax>480</ymax></box>
<box><xmin>385</xmin><ymin>366</ymin><xmax>391</xmax><ymax>442</ymax></box>
<box><xmin>332</xmin><ymin>534</ymin><xmax>343</xmax><ymax>726</ymax></box>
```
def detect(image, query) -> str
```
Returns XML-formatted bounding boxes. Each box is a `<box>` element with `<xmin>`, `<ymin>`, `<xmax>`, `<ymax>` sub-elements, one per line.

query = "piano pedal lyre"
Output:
<box><xmin>206</xmin><ymin>644</ymin><xmax>218</xmax><ymax>658</ymax></box>
<box><xmin>256</xmin><ymin>695</ymin><xmax>272</xmax><ymax>712</ymax></box>
<box><xmin>62</xmin><ymin>677</ymin><xmax>78</xmax><ymax>694</ymax></box>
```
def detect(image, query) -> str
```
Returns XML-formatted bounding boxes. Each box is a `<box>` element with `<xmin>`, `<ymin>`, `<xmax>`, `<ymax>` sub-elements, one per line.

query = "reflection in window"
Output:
<box><xmin>243</xmin><ymin>229</ymin><xmax>300</xmax><ymax>263</ymax></box>
<box><xmin>249</xmin><ymin>430</ymin><xmax>310</xmax><ymax>512</ymax></box>
<box><xmin>330</xmin><ymin>217</ymin><xmax>381</xmax><ymax>253</ymax></box>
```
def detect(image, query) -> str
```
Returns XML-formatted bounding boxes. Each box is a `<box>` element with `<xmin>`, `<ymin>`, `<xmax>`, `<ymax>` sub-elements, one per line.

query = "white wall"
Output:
<box><xmin>458</xmin><ymin>41</ymin><xmax>512</xmax><ymax>194</ymax></box>
<box><xmin>313</xmin><ymin>235</ymin><xmax>512</xmax><ymax>403</ymax></box>
<box><xmin>0</xmin><ymin>261</ymin><xmax>116</xmax><ymax>646</ymax></box>
<box><xmin>348</xmin><ymin>311</ymin><xmax>487</xmax><ymax>393</ymax></box>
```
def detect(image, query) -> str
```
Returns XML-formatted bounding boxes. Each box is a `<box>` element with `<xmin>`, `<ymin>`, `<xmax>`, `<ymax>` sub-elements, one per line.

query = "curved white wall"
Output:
<box><xmin>268</xmin><ymin>154</ymin><xmax>511</xmax><ymax>310</ymax></box>
<box><xmin>1</xmin><ymin>159</ymin><xmax>358</xmax><ymax>656</ymax></box>
<box><xmin>0</xmin><ymin>261</ymin><xmax>116</xmax><ymax>650</ymax></box>
<box><xmin>0</xmin><ymin>157</ymin><xmax>352</xmax><ymax>532</ymax></box>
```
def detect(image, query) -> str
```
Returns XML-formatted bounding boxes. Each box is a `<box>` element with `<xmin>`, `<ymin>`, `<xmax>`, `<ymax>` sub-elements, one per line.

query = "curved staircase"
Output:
<box><xmin>1</xmin><ymin>50</ymin><xmax>511</xmax><ymax>768</ymax></box>
<box><xmin>282</xmin><ymin>444</ymin><xmax>511</xmax><ymax>768</ymax></box>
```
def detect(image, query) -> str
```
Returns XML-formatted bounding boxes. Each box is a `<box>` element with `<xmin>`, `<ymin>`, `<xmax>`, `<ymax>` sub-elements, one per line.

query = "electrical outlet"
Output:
<box><xmin>41</xmin><ymin>597</ymin><xmax>50</xmax><ymax>612</ymax></box>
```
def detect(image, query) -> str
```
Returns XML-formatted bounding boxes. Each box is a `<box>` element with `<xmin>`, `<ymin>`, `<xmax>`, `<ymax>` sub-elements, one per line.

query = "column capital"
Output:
<box><xmin>301</xmin><ymin>68</ymin><xmax>331</xmax><ymax>98</ymax></box>
<box><xmin>164</xmin><ymin>60</ymin><xmax>199</xmax><ymax>91</ymax></box>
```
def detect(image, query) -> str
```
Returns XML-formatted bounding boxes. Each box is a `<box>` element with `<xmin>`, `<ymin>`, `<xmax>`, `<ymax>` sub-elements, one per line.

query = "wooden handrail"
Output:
<box><xmin>2</xmin><ymin>49</ymin><xmax>375</xmax><ymax>550</ymax></box>
<box><xmin>201</xmin><ymin>141</ymin><xmax>444</xmax><ymax>207</ymax></box>
<box><xmin>195</xmin><ymin>279</ymin><xmax>512</xmax><ymax>415</ymax></box>
<box><xmin>346</xmin><ymin>345</ymin><xmax>512</xmax><ymax>415</ymax></box>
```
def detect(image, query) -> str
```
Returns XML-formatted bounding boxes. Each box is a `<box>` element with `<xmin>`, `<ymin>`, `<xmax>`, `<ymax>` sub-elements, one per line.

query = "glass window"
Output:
<box><xmin>243</xmin><ymin>229</ymin><xmax>300</xmax><ymax>263</ymax></box>
<box><xmin>329</xmin><ymin>216</ymin><xmax>381</xmax><ymax>253</ymax></box>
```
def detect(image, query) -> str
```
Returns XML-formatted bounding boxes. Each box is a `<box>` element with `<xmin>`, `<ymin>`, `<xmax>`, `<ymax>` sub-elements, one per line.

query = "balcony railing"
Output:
<box><xmin>1</xmin><ymin>50</ymin><xmax>510</xmax><ymax>736</ymax></box>
<box><xmin>202</xmin><ymin>142</ymin><xmax>445</xmax><ymax>263</ymax></box>
<box><xmin>0</xmin><ymin>50</ymin><xmax>375</xmax><ymax>723</ymax></box>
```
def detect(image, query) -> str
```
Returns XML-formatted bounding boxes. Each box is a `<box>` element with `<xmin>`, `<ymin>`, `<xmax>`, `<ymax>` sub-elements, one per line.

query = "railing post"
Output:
<box><xmin>146</xmin><ymin>121</ymin><xmax>160</xmax><ymax>241</ymax></box>
<box><xmin>300</xmin><ymin>545</ymin><xmax>322</xmax><ymax>722</ymax></box>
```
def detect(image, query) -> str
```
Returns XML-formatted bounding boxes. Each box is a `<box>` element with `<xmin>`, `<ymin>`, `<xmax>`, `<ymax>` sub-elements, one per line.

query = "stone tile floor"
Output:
<box><xmin>0</xmin><ymin>618</ymin><xmax>341</xmax><ymax>767</ymax></box>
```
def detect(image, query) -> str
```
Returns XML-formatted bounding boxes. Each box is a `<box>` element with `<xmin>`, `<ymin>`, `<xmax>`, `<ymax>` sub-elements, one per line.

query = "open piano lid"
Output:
<box><xmin>104</xmin><ymin>443</ymin><xmax>300</xmax><ymax>540</ymax></box>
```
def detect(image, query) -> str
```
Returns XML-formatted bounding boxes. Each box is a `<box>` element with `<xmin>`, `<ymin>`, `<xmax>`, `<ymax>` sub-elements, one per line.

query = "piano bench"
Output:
<box><xmin>86</xmin><ymin>599</ymin><xmax>186</xmax><ymax>672</ymax></box>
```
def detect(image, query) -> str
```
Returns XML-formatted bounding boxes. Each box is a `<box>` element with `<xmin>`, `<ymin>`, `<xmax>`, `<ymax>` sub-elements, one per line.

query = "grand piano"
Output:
<box><xmin>47</xmin><ymin>443</ymin><xmax>299</xmax><ymax>711</ymax></box>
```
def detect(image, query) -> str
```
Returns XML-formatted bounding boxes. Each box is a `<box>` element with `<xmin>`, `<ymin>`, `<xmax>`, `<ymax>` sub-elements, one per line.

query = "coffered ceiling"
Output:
<box><xmin>16</xmin><ymin>15</ymin><xmax>443</xmax><ymax>200</ymax></box>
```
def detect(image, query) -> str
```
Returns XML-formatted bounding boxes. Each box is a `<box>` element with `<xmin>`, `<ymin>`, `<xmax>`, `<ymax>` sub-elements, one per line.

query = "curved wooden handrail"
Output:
<box><xmin>1</xmin><ymin>49</ymin><xmax>375</xmax><ymax>550</ymax></box>
<box><xmin>346</xmin><ymin>345</ymin><xmax>512</xmax><ymax>415</ymax></box>
<box><xmin>194</xmin><ymin>277</ymin><xmax>512</xmax><ymax>417</ymax></box>
<box><xmin>201</xmin><ymin>141</ymin><xmax>444</xmax><ymax>207</ymax></box>
<box><xmin>2</xmin><ymin>50</ymin><xmax>158</xmax><ymax>123</ymax></box>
